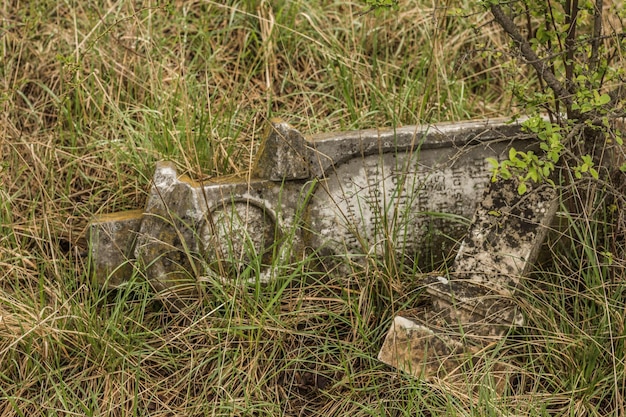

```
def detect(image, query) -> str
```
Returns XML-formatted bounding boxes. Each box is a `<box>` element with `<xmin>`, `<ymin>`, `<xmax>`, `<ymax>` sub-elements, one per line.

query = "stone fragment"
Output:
<box><xmin>378</xmin><ymin>177</ymin><xmax>559</xmax><ymax>382</ymax></box>
<box><xmin>378</xmin><ymin>315</ymin><xmax>474</xmax><ymax>378</ymax></box>
<box><xmin>89</xmin><ymin>210</ymin><xmax>143</xmax><ymax>287</ymax></box>
<box><xmin>127</xmin><ymin>162</ymin><xmax>303</xmax><ymax>294</ymax></box>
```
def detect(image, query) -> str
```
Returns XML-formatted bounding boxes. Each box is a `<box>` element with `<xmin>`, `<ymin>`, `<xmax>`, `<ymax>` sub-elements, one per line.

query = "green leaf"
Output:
<box><xmin>517</xmin><ymin>181</ymin><xmax>527</xmax><ymax>195</ymax></box>
<box><xmin>486</xmin><ymin>157</ymin><xmax>499</xmax><ymax>168</ymax></box>
<box><xmin>597</xmin><ymin>92</ymin><xmax>611</xmax><ymax>106</ymax></box>
<box><xmin>549</xmin><ymin>150</ymin><xmax>560</xmax><ymax>163</ymax></box>
<box><xmin>524</xmin><ymin>167</ymin><xmax>537</xmax><ymax>182</ymax></box>
<box><xmin>543</xmin><ymin>165</ymin><xmax>552</xmax><ymax>177</ymax></box>
<box><xmin>601</xmin><ymin>251</ymin><xmax>614</xmax><ymax>265</ymax></box>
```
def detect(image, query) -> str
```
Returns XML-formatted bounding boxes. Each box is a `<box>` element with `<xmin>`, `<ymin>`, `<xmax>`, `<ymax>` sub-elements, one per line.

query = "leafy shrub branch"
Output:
<box><xmin>483</xmin><ymin>0</ymin><xmax>625</xmax><ymax>192</ymax></box>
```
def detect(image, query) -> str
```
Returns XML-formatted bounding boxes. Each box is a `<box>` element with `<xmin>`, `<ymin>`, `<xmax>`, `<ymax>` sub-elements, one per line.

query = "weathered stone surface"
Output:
<box><xmin>305</xmin><ymin>139</ymin><xmax>511</xmax><ymax>267</ymax></box>
<box><xmin>89</xmin><ymin>210</ymin><xmax>143</xmax><ymax>287</ymax></box>
<box><xmin>89</xmin><ymin>118</ymin><xmax>538</xmax><ymax>296</ymax></box>
<box><xmin>305</xmin><ymin>119</ymin><xmax>526</xmax><ymax>177</ymax></box>
<box><xmin>452</xmin><ymin>178</ymin><xmax>559</xmax><ymax>290</ymax></box>
<box><xmin>133</xmin><ymin>162</ymin><xmax>207</xmax><ymax>295</ymax></box>
<box><xmin>425</xmin><ymin>277</ymin><xmax>521</xmax><ymax>337</ymax></box>
<box><xmin>128</xmin><ymin>162</ymin><xmax>303</xmax><ymax>293</ymax></box>
<box><xmin>422</xmin><ymin>178</ymin><xmax>558</xmax><ymax>331</ymax></box>
<box><xmin>204</xmin><ymin>200</ymin><xmax>279</xmax><ymax>278</ymax></box>
<box><xmin>252</xmin><ymin>119</ymin><xmax>310</xmax><ymax>181</ymax></box>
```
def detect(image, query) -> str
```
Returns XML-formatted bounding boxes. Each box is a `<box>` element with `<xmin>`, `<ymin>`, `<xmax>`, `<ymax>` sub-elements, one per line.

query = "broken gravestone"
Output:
<box><xmin>377</xmin><ymin>176</ymin><xmax>558</xmax><ymax>385</ymax></box>
<box><xmin>90</xmin><ymin>118</ymin><xmax>536</xmax><ymax>291</ymax></box>
<box><xmin>89</xmin><ymin>117</ymin><xmax>558</xmax><ymax>381</ymax></box>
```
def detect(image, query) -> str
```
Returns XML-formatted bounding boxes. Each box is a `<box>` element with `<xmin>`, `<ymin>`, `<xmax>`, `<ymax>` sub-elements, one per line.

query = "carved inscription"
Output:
<box><xmin>306</xmin><ymin>145</ymin><xmax>496</xmax><ymax>268</ymax></box>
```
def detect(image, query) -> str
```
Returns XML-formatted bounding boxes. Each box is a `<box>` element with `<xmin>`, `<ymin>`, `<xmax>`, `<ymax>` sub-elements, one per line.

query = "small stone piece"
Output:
<box><xmin>89</xmin><ymin>210</ymin><xmax>143</xmax><ymax>287</ymax></box>
<box><xmin>378</xmin><ymin>315</ymin><xmax>474</xmax><ymax>379</ymax></box>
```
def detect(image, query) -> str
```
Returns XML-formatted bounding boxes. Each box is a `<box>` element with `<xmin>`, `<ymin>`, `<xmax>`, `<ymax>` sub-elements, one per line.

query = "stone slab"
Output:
<box><xmin>89</xmin><ymin>118</ymin><xmax>538</xmax><ymax>294</ymax></box>
<box><xmin>305</xmin><ymin>138</ymin><xmax>518</xmax><ymax>267</ymax></box>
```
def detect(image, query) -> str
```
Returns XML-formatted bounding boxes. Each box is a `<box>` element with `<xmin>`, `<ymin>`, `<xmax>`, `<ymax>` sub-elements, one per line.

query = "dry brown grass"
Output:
<box><xmin>1</xmin><ymin>0</ymin><xmax>625</xmax><ymax>415</ymax></box>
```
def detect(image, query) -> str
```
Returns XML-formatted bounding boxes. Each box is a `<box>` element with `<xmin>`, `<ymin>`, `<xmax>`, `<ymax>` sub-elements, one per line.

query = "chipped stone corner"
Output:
<box><xmin>251</xmin><ymin>118</ymin><xmax>310</xmax><ymax>181</ymax></box>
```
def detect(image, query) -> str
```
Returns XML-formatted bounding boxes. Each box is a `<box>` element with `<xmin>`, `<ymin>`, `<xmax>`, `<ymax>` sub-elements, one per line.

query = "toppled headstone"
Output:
<box><xmin>89</xmin><ymin>118</ymin><xmax>537</xmax><ymax>297</ymax></box>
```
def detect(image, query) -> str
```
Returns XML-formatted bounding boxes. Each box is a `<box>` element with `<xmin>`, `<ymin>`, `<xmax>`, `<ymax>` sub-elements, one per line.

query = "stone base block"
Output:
<box><xmin>89</xmin><ymin>210</ymin><xmax>143</xmax><ymax>287</ymax></box>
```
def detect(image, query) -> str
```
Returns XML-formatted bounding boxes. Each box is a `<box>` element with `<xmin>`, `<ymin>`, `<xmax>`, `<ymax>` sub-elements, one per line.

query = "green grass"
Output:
<box><xmin>1</xmin><ymin>0</ymin><xmax>625</xmax><ymax>415</ymax></box>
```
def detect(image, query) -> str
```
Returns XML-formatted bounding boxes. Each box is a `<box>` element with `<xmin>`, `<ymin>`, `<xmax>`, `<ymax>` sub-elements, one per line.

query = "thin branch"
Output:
<box><xmin>489</xmin><ymin>4</ymin><xmax>578</xmax><ymax>119</ymax></box>
<box><xmin>544</xmin><ymin>0</ymin><xmax>559</xmax><ymax>114</ymax></box>
<box><xmin>546</xmin><ymin>0</ymin><xmax>563</xmax><ymax>52</ymax></box>
<box><xmin>589</xmin><ymin>0</ymin><xmax>604</xmax><ymax>72</ymax></box>
<box><xmin>564</xmin><ymin>0</ymin><xmax>578</xmax><ymax>93</ymax></box>
<box><xmin>523</xmin><ymin>1</ymin><xmax>532</xmax><ymax>42</ymax></box>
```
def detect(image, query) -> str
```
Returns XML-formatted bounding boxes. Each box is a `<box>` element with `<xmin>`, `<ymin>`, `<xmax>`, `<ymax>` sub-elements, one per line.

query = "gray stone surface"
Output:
<box><xmin>252</xmin><ymin>118</ymin><xmax>310</xmax><ymax>181</ymax></box>
<box><xmin>305</xmin><ymin>138</ymin><xmax>505</xmax><ymax>267</ymax></box>
<box><xmin>128</xmin><ymin>162</ymin><xmax>304</xmax><ymax>292</ymax></box>
<box><xmin>90</xmin><ymin>209</ymin><xmax>143</xmax><ymax>287</ymax></box>
<box><xmin>89</xmin><ymin>118</ymin><xmax>537</xmax><ymax>295</ymax></box>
